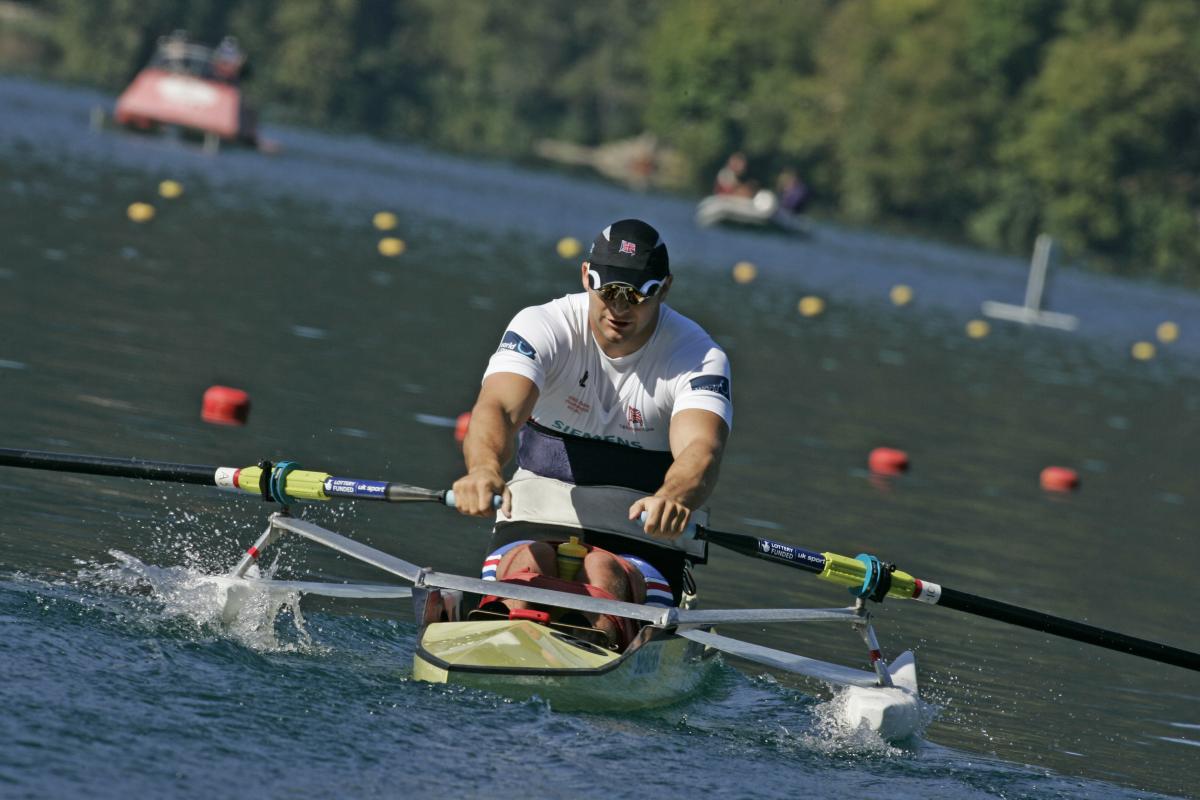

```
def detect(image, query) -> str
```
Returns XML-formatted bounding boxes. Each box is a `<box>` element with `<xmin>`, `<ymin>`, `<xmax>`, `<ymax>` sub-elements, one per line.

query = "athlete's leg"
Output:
<box><xmin>579</xmin><ymin>550</ymin><xmax>645</xmax><ymax>642</ymax></box>
<box><xmin>493</xmin><ymin>541</ymin><xmax>557</xmax><ymax>610</ymax></box>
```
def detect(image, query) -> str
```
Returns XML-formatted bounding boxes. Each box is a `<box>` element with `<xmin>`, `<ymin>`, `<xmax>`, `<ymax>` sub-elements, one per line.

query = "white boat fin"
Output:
<box><xmin>886</xmin><ymin>650</ymin><xmax>918</xmax><ymax>693</ymax></box>
<box><xmin>677</xmin><ymin>629</ymin><xmax>880</xmax><ymax>688</ymax></box>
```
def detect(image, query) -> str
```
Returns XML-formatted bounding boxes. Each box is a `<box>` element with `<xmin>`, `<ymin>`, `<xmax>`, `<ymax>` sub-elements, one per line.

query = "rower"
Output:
<box><xmin>451</xmin><ymin>218</ymin><xmax>732</xmax><ymax>648</ymax></box>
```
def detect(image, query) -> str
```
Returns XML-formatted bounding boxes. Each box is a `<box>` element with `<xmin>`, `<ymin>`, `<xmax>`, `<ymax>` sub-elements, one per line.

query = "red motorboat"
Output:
<box><xmin>107</xmin><ymin>31</ymin><xmax>263</xmax><ymax>152</ymax></box>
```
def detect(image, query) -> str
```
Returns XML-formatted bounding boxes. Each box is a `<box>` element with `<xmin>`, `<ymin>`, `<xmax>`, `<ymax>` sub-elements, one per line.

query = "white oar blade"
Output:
<box><xmin>841</xmin><ymin>651</ymin><xmax>922</xmax><ymax>741</ymax></box>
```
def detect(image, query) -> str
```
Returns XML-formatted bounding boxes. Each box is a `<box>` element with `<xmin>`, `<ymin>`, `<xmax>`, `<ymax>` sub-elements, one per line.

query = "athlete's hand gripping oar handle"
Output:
<box><xmin>698</xmin><ymin>524</ymin><xmax>1200</xmax><ymax>673</ymax></box>
<box><xmin>442</xmin><ymin>491</ymin><xmax>502</xmax><ymax>510</ymax></box>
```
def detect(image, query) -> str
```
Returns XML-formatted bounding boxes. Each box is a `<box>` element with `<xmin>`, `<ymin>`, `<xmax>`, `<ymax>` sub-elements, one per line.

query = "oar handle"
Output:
<box><xmin>442</xmin><ymin>491</ymin><xmax>502</xmax><ymax>510</ymax></box>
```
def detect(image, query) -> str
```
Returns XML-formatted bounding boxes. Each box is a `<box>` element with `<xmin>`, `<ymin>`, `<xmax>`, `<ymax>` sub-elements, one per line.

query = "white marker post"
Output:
<box><xmin>982</xmin><ymin>233</ymin><xmax>1080</xmax><ymax>330</ymax></box>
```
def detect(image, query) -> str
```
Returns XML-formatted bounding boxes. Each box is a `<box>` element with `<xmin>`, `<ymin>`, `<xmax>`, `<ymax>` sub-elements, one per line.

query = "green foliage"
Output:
<box><xmin>15</xmin><ymin>0</ymin><xmax>1200</xmax><ymax>285</ymax></box>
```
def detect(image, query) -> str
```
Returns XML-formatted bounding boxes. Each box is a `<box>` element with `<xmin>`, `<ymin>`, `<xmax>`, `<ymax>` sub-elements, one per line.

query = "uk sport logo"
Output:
<box><xmin>689</xmin><ymin>375</ymin><xmax>731</xmax><ymax>400</ymax></box>
<box><xmin>619</xmin><ymin>240</ymin><xmax>637</xmax><ymax>255</ymax></box>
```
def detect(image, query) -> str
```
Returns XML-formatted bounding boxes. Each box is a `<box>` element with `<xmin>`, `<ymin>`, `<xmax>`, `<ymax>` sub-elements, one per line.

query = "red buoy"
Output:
<box><xmin>201</xmin><ymin>385</ymin><xmax>250</xmax><ymax>426</ymax></box>
<box><xmin>1040</xmin><ymin>466</ymin><xmax>1079</xmax><ymax>492</ymax></box>
<box><xmin>454</xmin><ymin>411</ymin><xmax>472</xmax><ymax>443</ymax></box>
<box><xmin>869</xmin><ymin>447</ymin><xmax>909</xmax><ymax>475</ymax></box>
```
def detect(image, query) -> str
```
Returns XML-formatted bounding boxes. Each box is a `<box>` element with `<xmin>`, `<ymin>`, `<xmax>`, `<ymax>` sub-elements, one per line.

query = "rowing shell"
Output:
<box><xmin>414</xmin><ymin>621</ymin><xmax>715</xmax><ymax>711</ymax></box>
<box><xmin>219</xmin><ymin>513</ymin><xmax>921</xmax><ymax>738</ymax></box>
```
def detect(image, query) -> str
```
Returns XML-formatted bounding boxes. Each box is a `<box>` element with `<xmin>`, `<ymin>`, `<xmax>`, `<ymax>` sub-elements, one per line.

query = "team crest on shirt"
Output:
<box><xmin>626</xmin><ymin>405</ymin><xmax>645</xmax><ymax>429</ymax></box>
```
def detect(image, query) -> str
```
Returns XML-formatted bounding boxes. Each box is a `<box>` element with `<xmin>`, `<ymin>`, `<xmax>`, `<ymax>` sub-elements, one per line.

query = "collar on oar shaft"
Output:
<box><xmin>220</xmin><ymin>462</ymin><xmax>333</xmax><ymax>503</ymax></box>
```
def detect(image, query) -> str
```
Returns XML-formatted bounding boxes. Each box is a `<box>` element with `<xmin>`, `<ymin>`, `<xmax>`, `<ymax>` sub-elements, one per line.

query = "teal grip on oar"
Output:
<box><xmin>443</xmin><ymin>490</ymin><xmax>502</xmax><ymax>509</ymax></box>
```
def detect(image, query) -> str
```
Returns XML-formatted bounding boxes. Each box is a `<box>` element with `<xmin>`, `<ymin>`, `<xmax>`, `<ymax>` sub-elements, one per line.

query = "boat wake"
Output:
<box><xmin>72</xmin><ymin>549</ymin><xmax>320</xmax><ymax>654</ymax></box>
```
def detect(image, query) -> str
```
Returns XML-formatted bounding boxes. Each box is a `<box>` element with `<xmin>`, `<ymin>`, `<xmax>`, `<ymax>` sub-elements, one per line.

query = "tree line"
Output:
<box><xmin>12</xmin><ymin>0</ymin><xmax>1200</xmax><ymax>285</ymax></box>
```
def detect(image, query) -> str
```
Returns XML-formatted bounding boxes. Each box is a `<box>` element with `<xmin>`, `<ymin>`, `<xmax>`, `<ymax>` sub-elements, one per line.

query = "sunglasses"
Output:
<box><xmin>595</xmin><ymin>284</ymin><xmax>659</xmax><ymax>306</ymax></box>
<box><xmin>585</xmin><ymin>270</ymin><xmax>666</xmax><ymax>306</ymax></box>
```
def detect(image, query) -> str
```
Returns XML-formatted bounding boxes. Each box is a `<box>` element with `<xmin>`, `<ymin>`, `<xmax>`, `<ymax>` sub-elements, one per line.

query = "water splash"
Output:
<box><xmin>74</xmin><ymin>550</ymin><xmax>319</xmax><ymax>654</ymax></box>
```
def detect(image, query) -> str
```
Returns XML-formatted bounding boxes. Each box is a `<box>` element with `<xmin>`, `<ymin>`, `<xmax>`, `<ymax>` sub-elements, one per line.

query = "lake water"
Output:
<box><xmin>1</xmin><ymin>76</ymin><xmax>1198</xmax><ymax>799</ymax></box>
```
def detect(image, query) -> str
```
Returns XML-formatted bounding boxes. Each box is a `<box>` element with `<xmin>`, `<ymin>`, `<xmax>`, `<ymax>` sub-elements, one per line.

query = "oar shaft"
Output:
<box><xmin>935</xmin><ymin>587</ymin><xmax>1200</xmax><ymax>672</ymax></box>
<box><xmin>699</xmin><ymin>526</ymin><xmax>826</xmax><ymax>575</ymax></box>
<box><xmin>0</xmin><ymin>447</ymin><xmax>448</xmax><ymax>505</ymax></box>
<box><xmin>0</xmin><ymin>447</ymin><xmax>217</xmax><ymax>486</ymax></box>
<box><xmin>700</xmin><ymin>524</ymin><xmax>1200</xmax><ymax>673</ymax></box>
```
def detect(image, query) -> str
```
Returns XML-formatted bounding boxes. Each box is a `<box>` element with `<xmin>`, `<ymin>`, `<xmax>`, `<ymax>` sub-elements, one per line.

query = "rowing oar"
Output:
<box><xmin>5</xmin><ymin>447</ymin><xmax>1195</xmax><ymax>671</ymax></box>
<box><xmin>696</xmin><ymin>526</ymin><xmax>1200</xmax><ymax>673</ymax></box>
<box><xmin>0</xmin><ymin>447</ymin><xmax>454</xmax><ymax>505</ymax></box>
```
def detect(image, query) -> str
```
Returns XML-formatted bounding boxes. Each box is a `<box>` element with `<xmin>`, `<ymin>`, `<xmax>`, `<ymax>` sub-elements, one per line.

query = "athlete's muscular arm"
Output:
<box><xmin>630</xmin><ymin>409</ymin><xmax>728</xmax><ymax>540</ymax></box>
<box><xmin>453</xmin><ymin>373</ymin><xmax>539</xmax><ymax>518</ymax></box>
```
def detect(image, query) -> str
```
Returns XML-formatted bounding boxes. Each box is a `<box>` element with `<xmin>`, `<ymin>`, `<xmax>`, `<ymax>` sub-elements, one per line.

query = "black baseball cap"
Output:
<box><xmin>584</xmin><ymin>219</ymin><xmax>670</xmax><ymax>290</ymax></box>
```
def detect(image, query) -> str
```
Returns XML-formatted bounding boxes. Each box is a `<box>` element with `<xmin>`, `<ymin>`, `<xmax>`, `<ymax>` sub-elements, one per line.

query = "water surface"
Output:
<box><xmin>1</xmin><ymin>76</ymin><xmax>1197</xmax><ymax>799</ymax></box>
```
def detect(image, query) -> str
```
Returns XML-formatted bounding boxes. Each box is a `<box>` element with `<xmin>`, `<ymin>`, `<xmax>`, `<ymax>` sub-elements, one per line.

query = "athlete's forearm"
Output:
<box><xmin>462</xmin><ymin>400</ymin><xmax>518</xmax><ymax>474</ymax></box>
<box><xmin>655</xmin><ymin>439</ymin><xmax>722</xmax><ymax>509</ymax></box>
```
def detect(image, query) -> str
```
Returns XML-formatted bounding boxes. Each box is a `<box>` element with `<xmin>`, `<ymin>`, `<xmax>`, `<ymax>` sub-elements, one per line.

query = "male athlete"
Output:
<box><xmin>452</xmin><ymin>219</ymin><xmax>731</xmax><ymax>645</ymax></box>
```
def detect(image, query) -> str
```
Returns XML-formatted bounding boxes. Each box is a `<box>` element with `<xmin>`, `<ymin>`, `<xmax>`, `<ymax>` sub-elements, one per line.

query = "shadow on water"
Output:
<box><xmin>0</xmin><ymin>76</ymin><xmax>1198</xmax><ymax>798</ymax></box>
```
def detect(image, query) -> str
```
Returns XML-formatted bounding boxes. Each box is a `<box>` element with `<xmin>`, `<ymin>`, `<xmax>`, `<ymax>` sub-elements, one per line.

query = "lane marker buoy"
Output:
<box><xmin>868</xmin><ymin>447</ymin><xmax>909</xmax><ymax>475</ymax></box>
<box><xmin>798</xmin><ymin>296</ymin><xmax>825</xmax><ymax>317</ymax></box>
<box><xmin>454</xmin><ymin>411</ymin><xmax>472</xmax><ymax>443</ymax></box>
<box><xmin>127</xmin><ymin>202</ymin><xmax>155</xmax><ymax>223</ymax></box>
<box><xmin>556</xmin><ymin>237</ymin><xmax>582</xmax><ymax>259</ymax></box>
<box><xmin>378</xmin><ymin>237</ymin><xmax>407</xmax><ymax>257</ymax></box>
<box><xmin>1156</xmin><ymin>322</ymin><xmax>1178</xmax><ymax>344</ymax></box>
<box><xmin>890</xmin><ymin>284</ymin><xmax>913</xmax><ymax>306</ymax></box>
<box><xmin>732</xmin><ymin>261</ymin><xmax>757</xmax><ymax>284</ymax></box>
<box><xmin>373</xmin><ymin>211</ymin><xmax>398</xmax><ymax>231</ymax></box>
<box><xmin>966</xmin><ymin>319</ymin><xmax>990</xmax><ymax>339</ymax></box>
<box><xmin>1040</xmin><ymin>466</ymin><xmax>1079</xmax><ymax>492</ymax></box>
<box><xmin>1131</xmin><ymin>341</ymin><xmax>1155</xmax><ymax>361</ymax></box>
<box><xmin>201</xmin><ymin>385</ymin><xmax>250</xmax><ymax>426</ymax></box>
<box><xmin>158</xmin><ymin>180</ymin><xmax>183</xmax><ymax>199</ymax></box>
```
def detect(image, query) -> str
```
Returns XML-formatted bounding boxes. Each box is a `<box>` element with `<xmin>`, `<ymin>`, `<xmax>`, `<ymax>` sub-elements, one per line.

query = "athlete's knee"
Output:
<box><xmin>580</xmin><ymin>550</ymin><xmax>631</xmax><ymax>597</ymax></box>
<box><xmin>497</xmin><ymin>541</ymin><xmax>556</xmax><ymax>579</ymax></box>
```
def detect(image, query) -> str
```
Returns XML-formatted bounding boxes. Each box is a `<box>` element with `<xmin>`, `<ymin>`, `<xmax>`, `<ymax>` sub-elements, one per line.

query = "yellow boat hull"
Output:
<box><xmin>413</xmin><ymin>619</ymin><xmax>715</xmax><ymax>711</ymax></box>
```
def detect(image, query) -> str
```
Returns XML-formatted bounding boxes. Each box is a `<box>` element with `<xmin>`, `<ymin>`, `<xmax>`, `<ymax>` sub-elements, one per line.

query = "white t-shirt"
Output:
<box><xmin>483</xmin><ymin>292</ymin><xmax>732</xmax><ymax>452</ymax></box>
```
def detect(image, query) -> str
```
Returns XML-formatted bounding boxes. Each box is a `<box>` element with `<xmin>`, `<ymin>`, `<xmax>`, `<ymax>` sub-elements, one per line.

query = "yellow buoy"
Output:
<box><xmin>378</xmin><ymin>237</ymin><xmax>407</xmax><ymax>257</ymax></box>
<box><xmin>797</xmin><ymin>296</ymin><xmax>825</xmax><ymax>317</ymax></box>
<box><xmin>556</xmin><ymin>237</ymin><xmax>582</xmax><ymax>259</ymax></box>
<box><xmin>1131</xmin><ymin>341</ymin><xmax>1156</xmax><ymax>361</ymax></box>
<box><xmin>127</xmin><ymin>202</ymin><xmax>155</xmax><ymax>223</ymax></box>
<box><xmin>1156</xmin><ymin>321</ymin><xmax>1179</xmax><ymax>344</ymax></box>
<box><xmin>732</xmin><ymin>261</ymin><xmax>757</xmax><ymax>284</ymax></box>
<box><xmin>890</xmin><ymin>284</ymin><xmax>913</xmax><ymax>306</ymax></box>
<box><xmin>373</xmin><ymin>211</ymin><xmax>398</xmax><ymax>231</ymax></box>
<box><xmin>965</xmin><ymin>319</ymin><xmax>990</xmax><ymax>339</ymax></box>
<box><xmin>158</xmin><ymin>180</ymin><xmax>183</xmax><ymax>199</ymax></box>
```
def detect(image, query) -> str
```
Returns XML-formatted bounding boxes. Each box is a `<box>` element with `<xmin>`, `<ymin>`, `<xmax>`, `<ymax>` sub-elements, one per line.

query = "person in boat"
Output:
<box><xmin>452</xmin><ymin>218</ymin><xmax>732</xmax><ymax>647</ymax></box>
<box><xmin>776</xmin><ymin>168</ymin><xmax>810</xmax><ymax>215</ymax></box>
<box><xmin>211</xmin><ymin>36</ymin><xmax>246</xmax><ymax>83</ymax></box>
<box><xmin>157</xmin><ymin>30</ymin><xmax>190</xmax><ymax>72</ymax></box>
<box><xmin>713</xmin><ymin>151</ymin><xmax>756</xmax><ymax>198</ymax></box>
